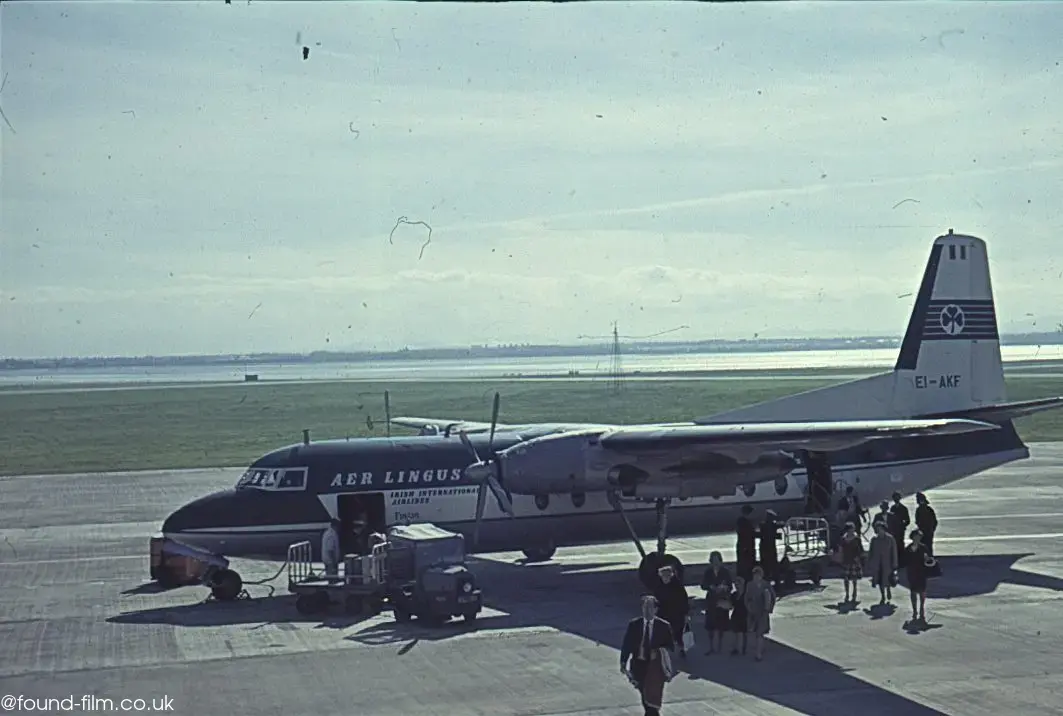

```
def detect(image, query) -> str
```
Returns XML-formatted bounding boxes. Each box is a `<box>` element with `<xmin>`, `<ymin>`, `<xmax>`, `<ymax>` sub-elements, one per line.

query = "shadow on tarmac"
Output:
<box><xmin>110</xmin><ymin>550</ymin><xmax>1063</xmax><ymax>715</ymax></box>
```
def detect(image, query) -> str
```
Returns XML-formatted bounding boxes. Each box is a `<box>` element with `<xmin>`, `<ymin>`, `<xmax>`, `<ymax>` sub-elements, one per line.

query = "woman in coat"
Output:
<box><xmin>838</xmin><ymin>521</ymin><xmax>865</xmax><ymax>604</ymax></box>
<box><xmin>654</xmin><ymin>566</ymin><xmax>690</xmax><ymax>659</ymax></box>
<box><xmin>905</xmin><ymin>529</ymin><xmax>933</xmax><ymax>624</ymax></box>
<box><xmin>743</xmin><ymin>566</ymin><xmax>776</xmax><ymax>661</ymax></box>
<box><xmin>700</xmin><ymin>551</ymin><xmax>733</xmax><ymax>654</ymax></box>
<box><xmin>866</xmin><ymin>521</ymin><xmax>899</xmax><ymax>604</ymax></box>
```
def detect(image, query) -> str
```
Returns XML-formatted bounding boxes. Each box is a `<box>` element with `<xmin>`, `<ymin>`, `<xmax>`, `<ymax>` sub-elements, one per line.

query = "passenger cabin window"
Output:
<box><xmin>235</xmin><ymin>466</ymin><xmax>308</xmax><ymax>491</ymax></box>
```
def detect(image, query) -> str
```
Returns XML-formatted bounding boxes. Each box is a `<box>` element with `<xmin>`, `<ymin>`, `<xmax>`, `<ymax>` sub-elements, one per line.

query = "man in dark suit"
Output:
<box><xmin>620</xmin><ymin>595</ymin><xmax>676</xmax><ymax>716</ymax></box>
<box><xmin>735</xmin><ymin>505</ymin><xmax>756</xmax><ymax>581</ymax></box>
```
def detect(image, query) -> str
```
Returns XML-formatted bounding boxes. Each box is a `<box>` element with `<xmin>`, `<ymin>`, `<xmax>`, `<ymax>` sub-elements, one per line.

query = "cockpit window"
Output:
<box><xmin>235</xmin><ymin>466</ymin><xmax>308</xmax><ymax>491</ymax></box>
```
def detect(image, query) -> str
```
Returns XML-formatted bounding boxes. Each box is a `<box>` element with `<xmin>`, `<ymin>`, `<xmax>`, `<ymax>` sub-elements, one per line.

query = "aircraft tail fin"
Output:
<box><xmin>696</xmin><ymin>231</ymin><xmax>1024</xmax><ymax>423</ymax></box>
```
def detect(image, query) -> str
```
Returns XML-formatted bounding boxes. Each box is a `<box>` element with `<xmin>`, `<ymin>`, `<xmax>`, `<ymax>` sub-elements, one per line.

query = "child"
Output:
<box><xmin>729</xmin><ymin>575</ymin><xmax>748</xmax><ymax>656</ymax></box>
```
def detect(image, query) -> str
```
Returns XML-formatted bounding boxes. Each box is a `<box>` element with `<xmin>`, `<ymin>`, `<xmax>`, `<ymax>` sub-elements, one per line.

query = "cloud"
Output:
<box><xmin>2</xmin><ymin>2</ymin><xmax>1061</xmax><ymax>358</ymax></box>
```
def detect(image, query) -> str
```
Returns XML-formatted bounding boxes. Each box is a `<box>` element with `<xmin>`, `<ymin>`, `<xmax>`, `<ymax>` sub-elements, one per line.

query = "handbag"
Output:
<box><xmin>681</xmin><ymin>618</ymin><xmax>696</xmax><ymax>651</ymax></box>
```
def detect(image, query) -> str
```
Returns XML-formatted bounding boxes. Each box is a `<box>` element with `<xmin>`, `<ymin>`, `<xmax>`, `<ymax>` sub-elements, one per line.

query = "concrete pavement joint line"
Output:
<box><xmin>5</xmin><ymin>530</ymin><xmax>1063</xmax><ymax>567</ymax></box>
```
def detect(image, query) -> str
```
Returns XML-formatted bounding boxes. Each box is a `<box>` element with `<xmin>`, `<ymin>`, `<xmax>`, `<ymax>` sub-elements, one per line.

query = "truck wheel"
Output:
<box><xmin>463</xmin><ymin>610</ymin><xmax>478</xmax><ymax>623</ymax></box>
<box><xmin>344</xmin><ymin>595</ymin><xmax>363</xmax><ymax>615</ymax></box>
<box><xmin>296</xmin><ymin>594</ymin><xmax>316</xmax><ymax>615</ymax></box>
<box><xmin>809</xmin><ymin>563</ymin><xmax>823</xmax><ymax>586</ymax></box>
<box><xmin>314</xmin><ymin>590</ymin><xmax>332</xmax><ymax>612</ymax></box>
<box><xmin>394</xmin><ymin>607</ymin><xmax>411</xmax><ymax>623</ymax></box>
<box><xmin>210</xmin><ymin>569</ymin><xmax>242</xmax><ymax>602</ymax></box>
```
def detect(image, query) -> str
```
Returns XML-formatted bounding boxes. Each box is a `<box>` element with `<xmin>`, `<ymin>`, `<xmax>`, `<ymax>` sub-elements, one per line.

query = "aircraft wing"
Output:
<box><xmin>596</xmin><ymin>418</ymin><xmax>999</xmax><ymax>457</ymax></box>
<box><xmin>389</xmin><ymin>416</ymin><xmax>616</xmax><ymax>436</ymax></box>
<box><xmin>388</xmin><ymin>416</ymin><xmax>505</xmax><ymax>434</ymax></box>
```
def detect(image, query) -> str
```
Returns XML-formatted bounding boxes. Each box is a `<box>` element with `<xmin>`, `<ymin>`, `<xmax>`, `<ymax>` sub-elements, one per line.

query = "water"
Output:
<box><xmin>2</xmin><ymin>345</ymin><xmax>1061</xmax><ymax>387</ymax></box>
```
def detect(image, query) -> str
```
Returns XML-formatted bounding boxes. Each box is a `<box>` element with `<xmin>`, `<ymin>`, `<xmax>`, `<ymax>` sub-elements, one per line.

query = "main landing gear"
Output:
<box><xmin>609</xmin><ymin>492</ymin><xmax>684</xmax><ymax>590</ymax></box>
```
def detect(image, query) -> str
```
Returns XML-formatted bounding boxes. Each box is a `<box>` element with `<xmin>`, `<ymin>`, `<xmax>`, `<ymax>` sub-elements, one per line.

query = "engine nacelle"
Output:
<box><xmin>496</xmin><ymin>431</ymin><xmax>603</xmax><ymax>495</ymax></box>
<box><xmin>496</xmin><ymin>432</ymin><xmax>799</xmax><ymax>498</ymax></box>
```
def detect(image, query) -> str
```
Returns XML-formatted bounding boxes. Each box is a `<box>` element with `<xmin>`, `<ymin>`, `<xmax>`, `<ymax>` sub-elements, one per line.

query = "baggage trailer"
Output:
<box><xmin>778</xmin><ymin>516</ymin><xmax>832</xmax><ymax>587</ymax></box>
<box><xmin>285</xmin><ymin>523</ymin><xmax>484</xmax><ymax>625</ymax></box>
<box><xmin>287</xmin><ymin>540</ymin><xmax>391</xmax><ymax>616</ymax></box>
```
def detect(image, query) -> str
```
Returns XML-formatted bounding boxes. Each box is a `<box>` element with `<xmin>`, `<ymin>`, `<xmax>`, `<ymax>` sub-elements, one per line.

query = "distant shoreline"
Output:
<box><xmin>4</xmin><ymin>333</ymin><xmax>1063</xmax><ymax>369</ymax></box>
<box><xmin>2</xmin><ymin>359</ymin><xmax>1061</xmax><ymax>394</ymax></box>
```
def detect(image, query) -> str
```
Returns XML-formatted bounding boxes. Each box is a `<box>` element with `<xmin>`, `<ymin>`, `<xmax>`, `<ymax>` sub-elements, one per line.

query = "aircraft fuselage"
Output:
<box><xmin>161</xmin><ymin>422</ymin><xmax>1029</xmax><ymax>562</ymax></box>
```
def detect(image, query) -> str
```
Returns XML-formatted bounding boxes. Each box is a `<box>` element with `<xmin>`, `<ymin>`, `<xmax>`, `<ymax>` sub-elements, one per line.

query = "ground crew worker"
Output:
<box><xmin>349</xmin><ymin>511</ymin><xmax>370</xmax><ymax>555</ymax></box>
<box><xmin>887</xmin><ymin>492</ymin><xmax>910</xmax><ymax>567</ymax></box>
<box><xmin>867</xmin><ymin>521</ymin><xmax>898</xmax><ymax>604</ymax></box>
<box><xmin>654</xmin><ymin>566</ymin><xmax>690</xmax><ymax>659</ymax></box>
<box><xmin>620</xmin><ymin>595</ymin><xmax>676</xmax><ymax>716</ymax></box>
<box><xmin>321</xmin><ymin>518</ymin><xmax>341</xmax><ymax>581</ymax></box>
<box><xmin>758</xmin><ymin>509</ymin><xmax>782</xmax><ymax>586</ymax></box>
<box><xmin>838</xmin><ymin>521</ymin><xmax>865</xmax><ymax>604</ymax></box>
<box><xmin>915</xmin><ymin>492</ymin><xmax>938</xmax><ymax>557</ymax></box>
<box><xmin>735</xmin><ymin>505</ymin><xmax>756</xmax><ymax>581</ymax></box>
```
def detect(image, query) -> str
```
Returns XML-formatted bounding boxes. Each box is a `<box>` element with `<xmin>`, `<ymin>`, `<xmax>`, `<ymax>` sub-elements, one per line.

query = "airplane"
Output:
<box><xmin>157</xmin><ymin>230</ymin><xmax>1063</xmax><ymax>599</ymax></box>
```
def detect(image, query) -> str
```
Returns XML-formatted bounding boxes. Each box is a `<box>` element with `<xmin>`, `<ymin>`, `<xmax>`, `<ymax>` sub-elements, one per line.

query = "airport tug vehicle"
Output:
<box><xmin>150</xmin><ymin>535</ymin><xmax>244</xmax><ymax>601</ymax></box>
<box><xmin>287</xmin><ymin>523</ymin><xmax>483</xmax><ymax>625</ymax></box>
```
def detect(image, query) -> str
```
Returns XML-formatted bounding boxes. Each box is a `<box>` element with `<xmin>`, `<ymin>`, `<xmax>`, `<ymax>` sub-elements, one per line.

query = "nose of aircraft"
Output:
<box><xmin>162</xmin><ymin>489</ymin><xmax>239</xmax><ymax>534</ymax></box>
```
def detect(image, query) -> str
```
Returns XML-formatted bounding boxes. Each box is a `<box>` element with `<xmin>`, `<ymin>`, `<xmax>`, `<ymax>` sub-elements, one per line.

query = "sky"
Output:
<box><xmin>2</xmin><ymin>1</ymin><xmax>1061</xmax><ymax>359</ymax></box>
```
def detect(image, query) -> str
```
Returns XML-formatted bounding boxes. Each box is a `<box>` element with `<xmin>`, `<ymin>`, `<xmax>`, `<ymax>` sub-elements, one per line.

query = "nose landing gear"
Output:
<box><xmin>609</xmin><ymin>492</ymin><xmax>685</xmax><ymax>590</ymax></box>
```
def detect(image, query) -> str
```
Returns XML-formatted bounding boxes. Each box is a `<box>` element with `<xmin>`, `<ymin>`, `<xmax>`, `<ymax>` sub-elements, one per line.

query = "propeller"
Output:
<box><xmin>458</xmin><ymin>391</ymin><xmax>514</xmax><ymax>547</ymax></box>
<box><xmin>384</xmin><ymin>390</ymin><xmax>391</xmax><ymax>438</ymax></box>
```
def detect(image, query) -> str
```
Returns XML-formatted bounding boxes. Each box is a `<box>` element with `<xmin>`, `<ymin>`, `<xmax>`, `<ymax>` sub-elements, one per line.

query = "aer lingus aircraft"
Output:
<box><xmin>158</xmin><ymin>231</ymin><xmax>1063</xmax><ymax>597</ymax></box>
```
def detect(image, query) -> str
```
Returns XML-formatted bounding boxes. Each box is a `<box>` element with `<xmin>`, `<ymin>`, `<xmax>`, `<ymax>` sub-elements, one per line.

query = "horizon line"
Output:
<box><xmin>4</xmin><ymin>331</ymin><xmax>1063</xmax><ymax>364</ymax></box>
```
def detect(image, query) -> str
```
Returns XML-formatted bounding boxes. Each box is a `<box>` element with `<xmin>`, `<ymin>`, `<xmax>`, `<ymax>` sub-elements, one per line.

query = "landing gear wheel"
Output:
<box><xmin>522</xmin><ymin>542</ymin><xmax>556</xmax><ymax>563</ymax></box>
<box><xmin>638</xmin><ymin>553</ymin><xmax>684</xmax><ymax>590</ymax></box>
<box><xmin>209</xmin><ymin>569</ymin><xmax>242</xmax><ymax>602</ymax></box>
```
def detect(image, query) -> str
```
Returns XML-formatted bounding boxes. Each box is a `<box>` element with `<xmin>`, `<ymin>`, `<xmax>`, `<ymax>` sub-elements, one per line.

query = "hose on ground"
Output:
<box><xmin>243</xmin><ymin>558</ymin><xmax>290</xmax><ymax>586</ymax></box>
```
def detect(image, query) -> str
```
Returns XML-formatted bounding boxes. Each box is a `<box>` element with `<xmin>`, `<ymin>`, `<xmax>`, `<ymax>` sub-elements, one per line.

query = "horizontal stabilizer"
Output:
<box><xmin>921</xmin><ymin>396</ymin><xmax>1063</xmax><ymax>423</ymax></box>
<box><xmin>598</xmin><ymin>418</ymin><xmax>998</xmax><ymax>456</ymax></box>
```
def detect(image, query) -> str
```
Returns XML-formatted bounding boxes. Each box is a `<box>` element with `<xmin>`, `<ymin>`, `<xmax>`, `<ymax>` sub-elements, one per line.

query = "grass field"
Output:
<box><xmin>2</xmin><ymin>374</ymin><xmax>1063</xmax><ymax>475</ymax></box>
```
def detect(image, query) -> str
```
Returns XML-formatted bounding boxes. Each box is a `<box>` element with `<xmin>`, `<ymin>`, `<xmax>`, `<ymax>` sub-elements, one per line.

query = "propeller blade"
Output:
<box><xmin>384</xmin><ymin>390</ymin><xmax>391</xmax><ymax>438</ymax></box>
<box><xmin>488</xmin><ymin>391</ymin><xmax>500</xmax><ymax>452</ymax></box>
<box><xmin>486</xmin><ymin>473</ymin><xmax>513</xmax><ymax>516</ymax></box>
<box><xmin>473</xmin><ymin>482</ymin><xmax>489</xmax><ymax>547</ymax></box>
<box><xmin>458</xmin><ymin>430</ymin><xmax>480</xmax><ymax>463</ymax></box>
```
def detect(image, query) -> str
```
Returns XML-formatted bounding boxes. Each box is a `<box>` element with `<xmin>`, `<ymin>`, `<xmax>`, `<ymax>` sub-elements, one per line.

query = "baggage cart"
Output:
<box><xmin>287</xmin><ymin>540</ymin><xmax>390</xmax><ymax>616</ymax></box>
<box><xmin>778</xmin><ymin>516</ymin><xmax>832</xmax><ymax>587</ymax></box>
